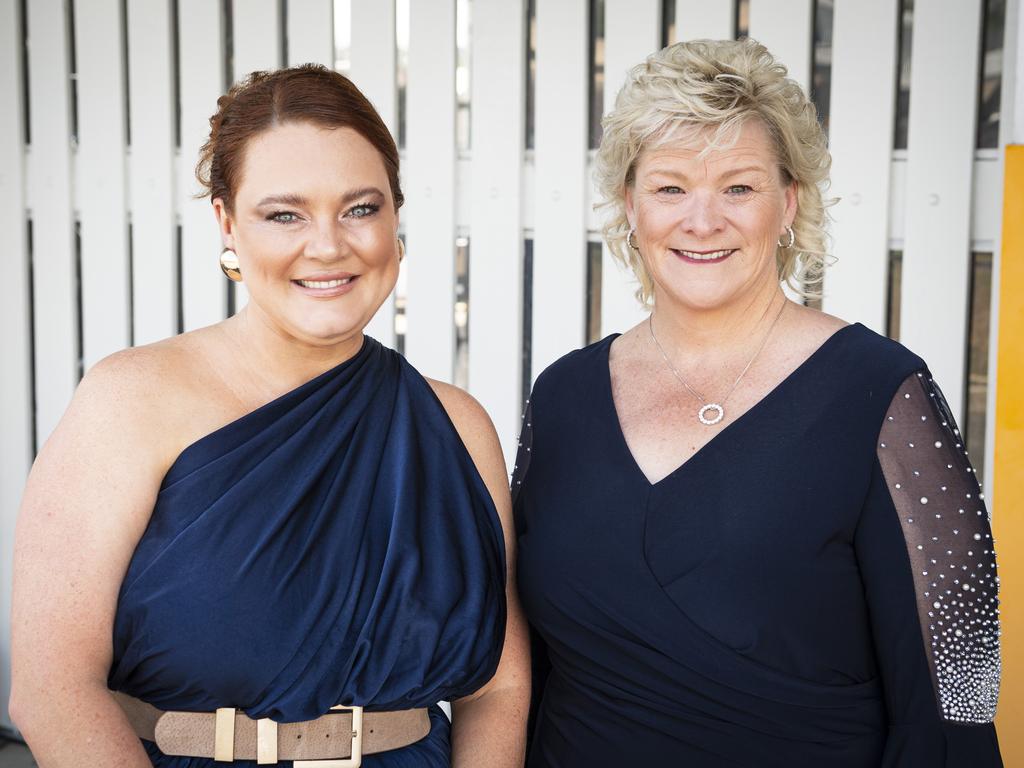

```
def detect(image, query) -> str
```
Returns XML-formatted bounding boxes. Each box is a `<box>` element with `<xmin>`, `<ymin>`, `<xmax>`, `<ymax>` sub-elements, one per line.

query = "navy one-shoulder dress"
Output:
<box><xmin>514</xmin><ymin>324</ymin><xmax>1001</xmax><ymax>767</ymax></box>
<box><xmin>109</xmin><ymin>337</ymin><xmax>507</xmax><ymax>767</ymax></box>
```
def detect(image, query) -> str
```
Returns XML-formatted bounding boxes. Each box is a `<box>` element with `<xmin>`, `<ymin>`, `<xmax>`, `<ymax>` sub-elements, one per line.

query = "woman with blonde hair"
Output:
<box><xmin>514</xmin><ymin>39</ymin><xmax>1000</xmax><ymax>766</ymax></box>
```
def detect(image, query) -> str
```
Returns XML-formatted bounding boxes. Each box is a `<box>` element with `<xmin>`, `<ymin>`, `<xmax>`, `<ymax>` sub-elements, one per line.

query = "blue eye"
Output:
<box><xmin>727</xmin><ymin>185</ymin><xmax>753</xmax><ymax>195</ymax></box>
<box><xmin>658</xmin><ymin>186</ymin><xmax>684</xmax><ymax>195</ymax></box>
<box><xmin>268</xmin><ymin>211</ymin><xmax>299</xmax><ymax>223</ymax></box>
<box><xmin>349</xmin><ymin>203</ymin><xmax>380</xmax><ymax>218</ymax></box>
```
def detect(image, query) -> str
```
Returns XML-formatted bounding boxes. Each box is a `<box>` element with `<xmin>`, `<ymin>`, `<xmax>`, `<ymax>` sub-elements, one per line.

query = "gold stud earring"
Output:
<box><xmin>219</xmin><ymin>248</ymin><xmax>242</xmax><ymax>282</ymax></box>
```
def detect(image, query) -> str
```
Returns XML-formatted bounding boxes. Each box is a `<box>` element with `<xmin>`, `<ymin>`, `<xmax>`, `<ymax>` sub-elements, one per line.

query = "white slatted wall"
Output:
<box><xmin>26</xmin><ymin>0</ymin><xmax>77</xmax><ymax>447</ymax></box>
<box><xmin>532</xmin><ymin>0</ymin><xmax>588</xmax><ymax>376</ymax></box>
<box><xmin>749</xmin><ymin>0</ymin><xmax>814</xmax><ymax>92</ymax></box>
<box><xmin>287</xmin><ymin>0</ymin><xmax>334</xmax><ymax>67</ymax></box>
<box><xmin>404</xmin><ymin>0</ymin><xmax>457</xmax><ymax>381</ymax></box>
<box><xmin>899</xmin><ymin>0</ymin><xmax>983</xmax><ymax>420</ymax></box>
<box><xmin>600</xmin><ymin>0</ymin><xmax>660</xmax><ymax>338</ymax></box>
<box><xmin>0</xmin><ymin>0</ymin><xmax>31</xmax><ymax>734</ymax></box>
<box><xmin>178</xmin><ymin>0</ymin><xmax>227</xmax><ymax>332</ymax></box>
<box><xmin>822</xmin><ymin>0</ymin><xmax>899</xmax><ymax>333</ymax></box>
<box><xmin>128</xmin><ymin>0</ymin><xmax>177</xmax><ymax>346</ymax></box>
<box><xmin>0</xmin><ymin>0</ymin><xmax>1015</xmax><ymax>734</ymax></box>
<box><xmin>76</xmin><ymin>0</ymin><xmax>130</xmax><ymax>367</ymax></box>
<box><xmin>468</xmin><ymin>0</ymin><xmax>526</xmax><ymax>460</ymax></box>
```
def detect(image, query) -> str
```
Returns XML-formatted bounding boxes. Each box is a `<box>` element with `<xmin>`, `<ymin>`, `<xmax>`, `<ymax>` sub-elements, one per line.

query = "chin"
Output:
<box><xmin>290</xmin><ymin>317</ymin><xmax>367</xmax><ymax>345</ymax></box>
<box><xmin>661</xmin><ymin>285</ymin><xmax>739</xmax><ymax>312</ymax></box>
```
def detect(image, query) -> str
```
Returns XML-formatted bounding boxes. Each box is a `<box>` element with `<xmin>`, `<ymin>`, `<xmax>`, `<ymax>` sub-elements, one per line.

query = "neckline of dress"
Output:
<box><xmin>161</xmin><ymin>335</ymin><xmax>377</xmax><ymax>487</ymax></box>
<box><xmin>603</xmin><ymin>322</ymin><xmax>863</xmax><ymax>489</ymax></box>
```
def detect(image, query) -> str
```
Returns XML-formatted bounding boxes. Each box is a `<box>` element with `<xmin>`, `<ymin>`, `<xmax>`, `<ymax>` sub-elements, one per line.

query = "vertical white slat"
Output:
<box><xmin>600</xmin><ymin>0</ymin><xmax>660</xmax><ymax>338</ymax></box>
<box><xmin>232</xmin><ymin>0</ymin><xmax>283</xmax><ymax>79</ymax></box>
<box><xmin>901</xmin><ymin>0</ymin><xmax>983</xmax><ymax>423</ymax></box>
<box><xmin>0</xmin><ymin>0</ymin><xmax>31</xmax><ymax>733</ymax></box>
<box><xmin>350</xmin><ymin>3</ymin><xmax>397</xmax><ymax>129</ymax></box>
<box><xmin>127</xmin><ymin>0</ymin><xmax>177</xmax><ymax>345</ymax></box>
<box><xmin>468</xmin><ymin>0</ymin><xmax>525</xmax><ymax>465</ymax></box>
<box><xmin>404</xmin><ymin>0</ymin><xmax>457</xmax><ymax>381</ymax></box>
<box><xmin>178</xmin><ymin>0</ymin><xmax>227</xmax><ymax>331</ymax></box>
<box><xmin>673</xmin><ymin>0</ymin><xmax>734</xmax><ymax>41</ymax></box>
<box><xmin>350</xmin><ymin>0</ymin><xmax>397</xmax><ymax>348</ymax></box>
<box><xmin>26</xmin><ymin>0</ymin><xmax>77</xmax><ymax>444</ymax></box>
<box><xmin>748</xmin><ymin>0</ymin><xmax>813</xmax><ymax>93</ymax></box>
<box><xmin>821</xmin><ymin>0</ymin><xmax>899</xmax><ymax>332</ymax></box>
<box><xmin>287</xmin><ymin>0</ymin><xmax>333</xmax><ymax>67</ymax></box>
<box><xmin>532</xmin><ymin>0</ymin><xmax>589</xmax><ymax>378</ymax></box>
<box><xmin>231</xmin><ymin>0</ymin><xmax>283</xmax><ymax>312</ymax></box>
<box><xmin>75</xmin><ymin>0</ymin><xmax>130</xmax><ymax>367</ymax></box>
<box><xmin>748</xmin><ymin>0</ymin><xmax>813</xmax><ymax>305</ymax></box>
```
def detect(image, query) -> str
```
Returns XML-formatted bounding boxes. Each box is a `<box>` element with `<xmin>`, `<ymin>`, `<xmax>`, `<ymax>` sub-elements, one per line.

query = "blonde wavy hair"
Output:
<box><xmin>594</xmin><ymin>38</ymin><xmax>833</xmax><ymax>305</ymax></box>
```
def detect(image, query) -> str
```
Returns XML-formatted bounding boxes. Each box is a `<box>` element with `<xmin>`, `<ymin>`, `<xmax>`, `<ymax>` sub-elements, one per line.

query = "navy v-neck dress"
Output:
<box><xmin>514</xmin><ymin>324</ymin><xmax>1001</xmax><ymax>767</ymax></box>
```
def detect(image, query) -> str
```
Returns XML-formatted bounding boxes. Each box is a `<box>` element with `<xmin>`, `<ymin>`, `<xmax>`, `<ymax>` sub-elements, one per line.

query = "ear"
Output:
<box><xmin>783</xmin><ymin>181</ymin><xmax>798</xmax><ymax>229</ymax></box>
<box><xmin>212</xmin><ymin>198</ymin><xmax>237</xmax><ymax>250</ymax></box>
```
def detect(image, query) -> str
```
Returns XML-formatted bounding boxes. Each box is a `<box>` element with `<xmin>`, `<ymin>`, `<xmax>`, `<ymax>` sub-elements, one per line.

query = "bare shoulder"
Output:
<box><xmin>422</xmin><ymin>380</ymin><xmax>515</xmax><ymax>554</ymax></box>
<box><xmin>424</xmin><ymin>378</ymin><xmax>502</xmax><ymax>465</ymax></box>
<box><xmin>785</xmin><ymin>303</ymin><xmax>849</xmax><ymax>347</ymax></box>
<box><xmin>78</xmin><ymin>334</ymin><xmax>194</xmax><ymax>412</ymax></box>
<box><xmin>80</xmin><ymin>335</ymin><xmax>194</xmax><ymax>405</ymax></box>
<box><xmin>54</xmin><ymin>328</ymin><xmax>223</xmax><ymax>471</ymax></box>
<box><xmin>424</xmin><ymin>378</ymin><xmax>511</xmax><ymax>507</ymax></box>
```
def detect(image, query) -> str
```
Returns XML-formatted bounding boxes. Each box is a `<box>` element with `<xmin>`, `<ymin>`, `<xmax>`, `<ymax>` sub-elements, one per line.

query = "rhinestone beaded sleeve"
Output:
<box><xmin>511</xmin><ymin>399</ymin><xmax>533</xmax><ymax>508</ymax></box>
<box><xmin>876</xmin><ymin>370</ymin><xmax>1001</xmax><ymax>724</ymax></box>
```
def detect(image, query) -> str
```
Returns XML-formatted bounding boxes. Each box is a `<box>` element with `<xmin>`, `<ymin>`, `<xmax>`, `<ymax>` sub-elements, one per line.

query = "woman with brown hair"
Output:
<box><xmin>10</xmin><ymin>65</ymin><xmax>529</xmax><ymax>766</ymax></box>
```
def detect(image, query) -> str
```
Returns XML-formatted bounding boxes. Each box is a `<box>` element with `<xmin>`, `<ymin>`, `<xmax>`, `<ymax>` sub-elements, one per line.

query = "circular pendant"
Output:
<box><xmin>698</xmin><ymin>403</ymin><xmax>725</xmax><ymax>426</ymax></box>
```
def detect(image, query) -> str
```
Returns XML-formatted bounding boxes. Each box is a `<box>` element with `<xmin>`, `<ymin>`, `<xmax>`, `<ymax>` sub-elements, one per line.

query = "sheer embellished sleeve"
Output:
<box><xmin>511</xmin><ymin>398</ymin><xmax>533</xmax><ymax>514</ymax></box>
<box><xmin>856</xmin><ymin>368</ymin><xmax>1002</xmax><ymax>765</ymax></box>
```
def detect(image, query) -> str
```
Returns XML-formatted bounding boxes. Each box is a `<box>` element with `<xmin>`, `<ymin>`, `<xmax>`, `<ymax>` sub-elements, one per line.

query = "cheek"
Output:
<box><xmin>362</xmin><ymin>228</ymin><xmax>397</xmax><ymax>261</ymax></box>
<box><xmin>635</xmin><ymin>201</ymin><xmax>677</xmax><ymax>235</ymax></box>
<box><xmin>239</xmin><ymin>243</ymin><xmax>286</xmax><ymax>279</ymax></box>
<box><xmin>727</xmin><ymin>203</ymin><xmax>779</xmax><ymax>242</ymax></box>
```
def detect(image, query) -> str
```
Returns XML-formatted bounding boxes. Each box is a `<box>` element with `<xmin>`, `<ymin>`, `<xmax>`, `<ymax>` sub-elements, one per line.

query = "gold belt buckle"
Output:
<box><xmin>294</xmin><ymin>705</ymin><xmax>363</xmax><ymax>768</ymax></box>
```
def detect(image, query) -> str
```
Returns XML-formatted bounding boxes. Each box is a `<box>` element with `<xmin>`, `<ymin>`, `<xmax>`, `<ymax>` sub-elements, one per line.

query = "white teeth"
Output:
<box><xmin>677</xmin><ymin>249</ymin><xmax>734</xmax><ymax>261</ymax></box>
<box><xmin>297</xmin><ymin>277</ymin><xmax>353</xmax><ymax>288</ymax></box>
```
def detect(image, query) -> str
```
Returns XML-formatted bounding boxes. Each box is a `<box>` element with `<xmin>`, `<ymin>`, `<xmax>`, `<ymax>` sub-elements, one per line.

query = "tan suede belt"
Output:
<box><xmin>112</xmin><ymin>690</ymin><xmax>430</xmax><ymax>765</ymax></box>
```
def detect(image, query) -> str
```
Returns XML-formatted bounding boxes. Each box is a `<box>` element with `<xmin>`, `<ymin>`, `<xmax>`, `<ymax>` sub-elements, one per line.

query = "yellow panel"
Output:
<box><xmin>993</xmin><ymin>144</ymin><xmax>1024</xmax><ymax>762</ymax></box>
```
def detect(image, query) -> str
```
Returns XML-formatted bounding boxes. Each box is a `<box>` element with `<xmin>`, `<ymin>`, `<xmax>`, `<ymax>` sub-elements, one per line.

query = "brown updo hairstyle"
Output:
<box><xmin>196</xmin><ymin>64</ymin><xmax>404</xmax><ymax>213</ymax></box>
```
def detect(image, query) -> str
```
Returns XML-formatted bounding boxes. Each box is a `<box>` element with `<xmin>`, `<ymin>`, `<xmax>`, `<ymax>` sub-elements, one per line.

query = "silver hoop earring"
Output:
<box><xmin>777</xmin><ymin>225</ymin><xmax>795</xmax><ymax>249</ymax></box>
<box><xmin>627</xmin><ymin>228</ymin><xmax>640</xmax><ymax>251</ymax></box>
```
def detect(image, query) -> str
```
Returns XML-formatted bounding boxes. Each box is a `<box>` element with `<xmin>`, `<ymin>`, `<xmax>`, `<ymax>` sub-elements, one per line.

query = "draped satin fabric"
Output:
<box><xmin>109</xmin><ymin>337</ymin><xmax>507</xmax><ymax>767</ymax></box>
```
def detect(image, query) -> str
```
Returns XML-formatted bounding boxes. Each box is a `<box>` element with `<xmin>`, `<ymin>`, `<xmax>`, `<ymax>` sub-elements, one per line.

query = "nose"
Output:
<box><xmin>304</xmin><ymin>219</ymin><xmax>344</xmax><ymax>261</ymax></box>
<box><xmin>680</xmin><ymin>190</ymin><xmax>725</xmax><ymax>239</ymax></box>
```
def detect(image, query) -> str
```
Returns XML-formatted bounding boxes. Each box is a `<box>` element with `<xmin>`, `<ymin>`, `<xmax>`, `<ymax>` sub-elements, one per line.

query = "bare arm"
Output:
<box><xmin>428</xmin><ymin>381</ymin><xmax>531</xmax><ymax>768</ymax></box>
<box><xmin>10</xmin><ymin>351</ymin><xmax>176</xmax><ymax>766</ymax></box>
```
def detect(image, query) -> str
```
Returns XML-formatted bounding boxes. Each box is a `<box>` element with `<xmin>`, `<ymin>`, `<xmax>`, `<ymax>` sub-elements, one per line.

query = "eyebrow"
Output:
<box><xmin>255</xmin><ymin>186</ymin><xmax>386</xmax><ymax>207</ymax></box>
<box><xmin>646</xmin><ymin>165</ymin><xmax>772</xmax><ymax>182</ymax></box>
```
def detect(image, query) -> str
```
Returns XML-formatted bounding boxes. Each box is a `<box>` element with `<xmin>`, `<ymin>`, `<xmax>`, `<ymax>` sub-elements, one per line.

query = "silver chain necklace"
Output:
<box><xmin>649</xmin><ymin>298</ymin><xmax>788</xmax><ymax>426</ymax></box>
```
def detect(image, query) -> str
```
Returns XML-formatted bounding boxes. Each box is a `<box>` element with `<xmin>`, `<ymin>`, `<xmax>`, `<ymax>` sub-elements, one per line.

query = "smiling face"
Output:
<box><xmin>625</xmin><ymin>119</ymin><xmax>797</xmax><ymax>313</ymax></box>
<box><xmin>214</xmin><ymin>121</ymin><xmax>400</xmax><ymax>347</ymax></box>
